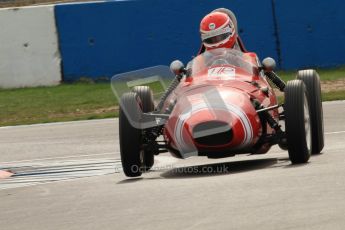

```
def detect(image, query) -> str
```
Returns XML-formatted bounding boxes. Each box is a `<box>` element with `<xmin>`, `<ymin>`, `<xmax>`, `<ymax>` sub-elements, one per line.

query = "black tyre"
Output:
<box><xmin>284</xmin><ymin>80</ymin><xmax>311</xmax><ymax>164</ymax></box>
<box><xmin>297</xmin><ymin>69</ymin><xmax>324</xmax><ymax>154</ymax></box>
<box><xmin>119</xmin><ymin>92</ymin><xmax>144</xmax><ymax>177</ymax></box>
<box><xmin>132</xmin><ymin>86</ymin><xmax>154</xmax><ymax>112</ymax></box>
<box><xmin>132</xmin><ymin>86</ymin><xmax>155</xmax><ymax>170</ymax></box>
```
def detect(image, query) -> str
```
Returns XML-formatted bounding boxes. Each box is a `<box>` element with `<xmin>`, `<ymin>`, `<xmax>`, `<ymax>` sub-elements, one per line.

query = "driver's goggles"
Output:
<box><xmin>203</xmin><ymin>32</ymin><xmax>232</xmax><ymax>45</ymax></box>
<box><xmin>201</xmin><ymin>25</ymin><xmax>233</xmax><ymax>45</ymax></box>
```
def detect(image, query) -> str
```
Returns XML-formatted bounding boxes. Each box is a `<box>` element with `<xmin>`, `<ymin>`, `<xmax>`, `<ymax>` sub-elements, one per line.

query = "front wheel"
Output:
<box><xmin>132</xmin><ymin>86</ymin><xmax>155</xmax><ymax>170</ymax></box>
<box><xmin>119</xmin><ymin>92</ymin><xmax>144</xmax><ymax>177</ymax></box>
<box><xmin>284</xmin><ymin>80</ymin><xmax>311</xmax><ymax>164</ymax></box>
<box><xmin>297</xmin><ymin>69</ymin><xmax>324</xmax><ymax>154</ymax></box>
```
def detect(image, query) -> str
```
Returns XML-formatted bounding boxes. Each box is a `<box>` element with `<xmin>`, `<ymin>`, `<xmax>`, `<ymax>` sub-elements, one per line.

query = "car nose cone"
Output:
<box><xmin>193</xmin><ymin>121</ymin><xmax>233</xmax><ymax>146</ymax></box>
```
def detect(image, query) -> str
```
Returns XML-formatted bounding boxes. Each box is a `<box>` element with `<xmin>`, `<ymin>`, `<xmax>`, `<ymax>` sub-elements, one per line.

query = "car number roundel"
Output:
<box><xmin>208</xmin><ymin>67</ymin><xmax>235</xmax><ymax>80</ymax></box>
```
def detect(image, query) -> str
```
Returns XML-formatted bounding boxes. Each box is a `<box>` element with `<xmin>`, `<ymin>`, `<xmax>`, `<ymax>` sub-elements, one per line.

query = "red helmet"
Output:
<box><xmin>200</xmin><ymin>12</ymin><xmax>237</xmax><ymax>50</ymax></box>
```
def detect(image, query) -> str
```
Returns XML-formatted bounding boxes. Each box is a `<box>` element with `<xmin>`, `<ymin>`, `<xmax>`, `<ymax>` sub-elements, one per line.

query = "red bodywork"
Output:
<box><xmin>162</xmin><ymin>51</ymin><xmax>279</xmax><ymax>159</ymax></box>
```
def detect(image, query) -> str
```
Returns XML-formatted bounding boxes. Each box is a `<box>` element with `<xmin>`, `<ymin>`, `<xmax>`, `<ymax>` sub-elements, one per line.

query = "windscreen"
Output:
<box><xmin>188</xmin><ymin>48</ymin><xmax>257</xmax><ymax>76</ymax></box>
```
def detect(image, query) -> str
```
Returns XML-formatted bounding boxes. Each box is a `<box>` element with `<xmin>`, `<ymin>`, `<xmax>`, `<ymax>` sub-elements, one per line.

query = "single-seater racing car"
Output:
<box><xmin>116</xmin><ymin>48</ymin><xmax>324</xmax><ymax>177</ymax></box>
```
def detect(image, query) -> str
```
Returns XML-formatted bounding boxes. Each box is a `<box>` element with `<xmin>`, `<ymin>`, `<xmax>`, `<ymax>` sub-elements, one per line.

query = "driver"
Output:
<box><xmin>189</xmin><ymin>8</ymin><xmax>285</xmax><ymax>91</ymax></box>
<box><xmin>186</xmin><ymin>10</ymin><xmax>242</xmax><ymax>75</ymax></box>
<box><xmin>199</xmin><ymin>11</ymin><xmax>239</xmax><ymax>51</ymax></box>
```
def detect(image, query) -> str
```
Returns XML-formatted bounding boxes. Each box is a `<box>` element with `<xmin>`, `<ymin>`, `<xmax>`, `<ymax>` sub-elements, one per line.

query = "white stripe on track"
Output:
<box><xmin>1</xmin><ymin>152</ymin><xmax>117</xmax><ymax>165</ymax></box>
<box><xmin>0</xmin><ymin>118</ymin><xmax>117</xmax><ymax>129</ymax></box>
<box><xmin>325</xmin><ymin>131</ymin><xmax>345</xmax><ymax>135</ymax></box>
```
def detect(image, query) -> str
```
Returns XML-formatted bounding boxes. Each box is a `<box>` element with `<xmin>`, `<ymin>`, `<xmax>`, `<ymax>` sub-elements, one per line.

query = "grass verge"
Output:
<box><xmin>0</xmin><ymin>83</ymin><xmax>117</xmax><ymax>126</ymax></box>
<box><xmin>277</xmin><ymin>66</ymin><xmax>345</xmax><ymax>82</ymax></box>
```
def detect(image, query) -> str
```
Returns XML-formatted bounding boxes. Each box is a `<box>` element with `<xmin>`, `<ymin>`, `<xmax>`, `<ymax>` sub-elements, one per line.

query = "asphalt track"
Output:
<box><xmin>0</xmin><ymin>101</ymin><xmax>345</xmax><ymax>230</ymax></box>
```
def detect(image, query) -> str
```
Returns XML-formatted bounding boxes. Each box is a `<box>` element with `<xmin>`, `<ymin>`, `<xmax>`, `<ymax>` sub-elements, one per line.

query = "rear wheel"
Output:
<box><xmin>297</xmin><ymin>69</ymin><xmax>324</xmax><ymax>154</ymax></box>
<box><xmin>119</xmin><ymin>92</ymin><xmax>144</xmax><ymax>177</ymax></box>
<box><xmin>284</xmin><ymin>80</ymin><xmax>311</xmax><ymax>164</ymax></box>
<box><xmin>132</xmin><ymin>86</ymin><xmax>155</xmax><ymax>170</ymax></box>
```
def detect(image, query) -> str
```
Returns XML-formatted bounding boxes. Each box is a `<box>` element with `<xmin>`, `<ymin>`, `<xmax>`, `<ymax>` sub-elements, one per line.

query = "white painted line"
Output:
<box><xmin>322</xmin><ymin>100</ymin><xmax>345</xmax><ymax>105</ymax></box>
<box><xmin>0</xmin><ymin>118</ymin><xmax>118</xmax><ymax>129</ymax></box>
<box><xmin>325</xmin><ymin>131</ymin><xmax>345</xmax><ymax>135</ymax></box>
<box><xmin>1</xmin><ymin>152</ymin><xmax>118</xmax><ymax>164</ymax></box>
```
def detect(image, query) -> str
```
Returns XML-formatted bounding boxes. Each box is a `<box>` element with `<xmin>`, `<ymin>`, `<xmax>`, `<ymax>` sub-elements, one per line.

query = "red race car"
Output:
<box><xmin>117</xmin><ymin>48</ymin><xmax>324</xmax><ymax>177</ymax></box>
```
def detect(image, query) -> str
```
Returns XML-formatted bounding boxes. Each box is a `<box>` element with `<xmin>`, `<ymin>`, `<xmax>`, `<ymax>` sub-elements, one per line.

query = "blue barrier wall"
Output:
<box><xmin>275</xmin><ymin>0</ymin><xmax>345</xmax><ymax>69</ymax></box>
<box><xmin>55</xmin><ymin>0</ymin><xmax>345</xmax><ymax>80</ymax></box>
<box><xmin>55</xmin><ymin>0</ymin><xmax>276</xmax><ymax>81</ymax></box>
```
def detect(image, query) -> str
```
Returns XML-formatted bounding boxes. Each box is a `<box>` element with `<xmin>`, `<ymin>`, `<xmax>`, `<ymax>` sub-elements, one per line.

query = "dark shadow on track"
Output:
<box><xmin>117</xmin><ymin>176</ymin><xmax>166</xmax><ymax>184</ymax></box>
<box><xmin>117</xmin><ymin>178</ymin><xmax>144</xmax><ymax>184</ymax></box>
<box><xmin>310</xmin><ymin>151</ymin><xmax>325</xmax><ymax>157</ymax></box>
<box><xmin>160</xmin><ymin>158</ymin><xmax>278</xmax><ymax>179</ymax></box>
<box><xmin>284</xmin><ymin>162</ymin><xmax>309</xmax><ymax>168</ymax></box>
<box><xmin>117</xmin><ymin>155</ymin><xmax>313</xmax><ymax>183</ymax></box>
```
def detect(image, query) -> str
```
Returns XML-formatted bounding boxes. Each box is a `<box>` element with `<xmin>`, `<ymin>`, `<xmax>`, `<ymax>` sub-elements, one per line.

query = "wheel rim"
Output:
<box><xmin>304</xmin><ymin>95</ymin><xmax>311</xmax><ymax>152</ymax></box>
